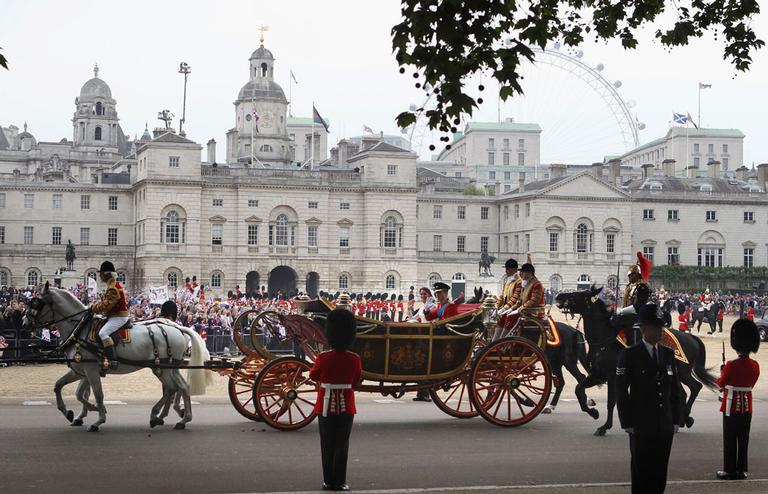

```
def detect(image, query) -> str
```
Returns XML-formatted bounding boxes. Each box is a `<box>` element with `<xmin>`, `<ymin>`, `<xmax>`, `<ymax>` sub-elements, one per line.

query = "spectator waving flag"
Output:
<box><xmin>313</xmin><ymin>104</ymin><xmax>329</xmax><ymax>132</ymax></box>
<box><xmin>672</xmin><ymin>113</ymin><xmax>689</xmax><ymax>125</ymax></box>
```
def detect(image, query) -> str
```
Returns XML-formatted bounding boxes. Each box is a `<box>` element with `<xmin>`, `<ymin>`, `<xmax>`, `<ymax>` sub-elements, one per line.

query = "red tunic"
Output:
<box><xmin>717</xmin><ymin>356</ymin><xmax>760</xmax><ymax>416</ymax></box>
<box><xmin>310</xmin><ymin>350</ymin><xmax>362</xmax><ymax>416</ymax></box>
<box><xmin>425</xmin><ymin>301</ymin><xmax>460</xmax><ymax>321</ymax></box>
<box><xmin>678</xmin><ymin>313</ymin><xmax>689</xmax><ymax>332</ymax></box>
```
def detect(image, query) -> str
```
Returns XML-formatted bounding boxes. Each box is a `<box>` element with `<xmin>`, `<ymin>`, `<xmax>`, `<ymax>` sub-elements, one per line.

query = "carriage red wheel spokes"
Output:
<box><xmin>250</xmin><ymin>311</ymin><xmax>287</xmax><ymax>361</ymax></box>
<box><xmin>227</xmin><ymin>355</ymin><xmax>266</xmax><ymax>421</ymax></box>
<box><xmin>254</xmin><ymin>357</ymin><xmax>318</xmax><ymax>430</ymax></box>
<box><xmin>232</xmin><ymin>310</ymin><xmax>261</xmax><ymax>356</ymax></box>
<box><xmin>430</xmin><ymin>372</ymin><xmax>479</xmax><ymax>418</ymax></box>
<box><xmin>469</xmin><ymin>336</ymin><xmax>552</xmax><ymax>427</ymax></box>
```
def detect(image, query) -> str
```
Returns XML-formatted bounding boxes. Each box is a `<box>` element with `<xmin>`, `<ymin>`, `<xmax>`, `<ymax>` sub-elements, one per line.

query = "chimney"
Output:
<box><xmin>757</xmin><ymin>163</ymin><xmax>768</xmax><ymax>190</ymax></box>
<box><xmin>608</xmin><ymin>158</ymin><xmax>621</xmax><ymax>185</ymax></box>
<box><xmin>206</xmin><ymin>139</ymin><xmax>217</xmax><ymax>163</ymax></box>
<box><xmin>662</xmin><ymin>159</ymin><xmax>676</xmax><ymax>177</ymax></box>
<box><xmin>735</xmin><ymin>166</ymin><xmax>749</xmax><ymax>181</ymax></box>
<box><xmin>338</xmin><ymin>139</ymin><xmax>348</xmax><ymax>167</ymax></box>
<box><xmin>153</xmin><ymin>127</ymin><xmax>174</xmax><ymax>139</ymax></box>
<box><xmin>641</xmin><ymin>163</ymin><xmax>654</xmax><ymax>179</ymax></box>
<box><xmin>549</xmin><ymin>163</ymin><xmax>567</xmax><ymax>179</ymax></box>
<box><xmin>518</xmin><ymin>172</ymin><xmax>526</xmax><ymax>193</ymax></box>
<box><xmin>590</xmin><ymin>162</ymin><xmax>604</xmax><ymax>180</ymax></box>
<box><xmin>707</xmin><ymin>160</ymin><xmax>721</xmax><ymax>179</ymax></box>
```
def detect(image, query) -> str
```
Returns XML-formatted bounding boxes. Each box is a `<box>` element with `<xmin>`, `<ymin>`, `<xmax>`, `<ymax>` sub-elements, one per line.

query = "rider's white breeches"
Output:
<box><xmin>98</xmin><ymin>316</ymin><xmax>130</xmax><ymax>341</ymax></box>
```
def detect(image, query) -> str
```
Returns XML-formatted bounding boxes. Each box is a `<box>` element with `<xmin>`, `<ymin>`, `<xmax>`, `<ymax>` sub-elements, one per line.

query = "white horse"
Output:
<box><xmin>23</xmin><ymin>282</ymin><xmax>213</xmax><ymax>431</ymax></box>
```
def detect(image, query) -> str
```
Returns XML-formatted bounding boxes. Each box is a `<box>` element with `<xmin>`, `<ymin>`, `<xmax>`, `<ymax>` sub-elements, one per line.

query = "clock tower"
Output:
<box><xmin>227</xmin><ymin>40</ymin><xmax>291</xmax><ymax>166</ymax></box>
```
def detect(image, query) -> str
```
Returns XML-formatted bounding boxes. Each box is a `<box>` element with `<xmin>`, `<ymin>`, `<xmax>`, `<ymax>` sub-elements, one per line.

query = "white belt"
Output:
<box><xmin>321</xmin><ymin>383</ymin><xmax>352</xmax><ymax>417</ymax></box>
<box><xmin>724</xmin><ymin>385</ymin><xmax>752</xmax><ymax>417</ymax></box>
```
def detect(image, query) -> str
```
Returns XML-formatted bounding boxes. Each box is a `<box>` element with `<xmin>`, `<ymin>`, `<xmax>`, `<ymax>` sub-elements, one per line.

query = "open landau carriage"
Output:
<box><xmin>227</xmin><ymin>297</ymin><xmax>554</xmax><ymax>430</ymax></box>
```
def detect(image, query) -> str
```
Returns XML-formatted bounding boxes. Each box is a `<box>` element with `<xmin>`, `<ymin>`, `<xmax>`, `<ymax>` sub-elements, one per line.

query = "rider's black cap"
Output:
<box><xmin>98</xmin><ymin>261</ymin><xmax>116</xmax><ymax>272</ymax></box>
<box><xmin>505</xmin><ymin>259</ymin><xmax>518</xmax><ymax>269</ymax></box>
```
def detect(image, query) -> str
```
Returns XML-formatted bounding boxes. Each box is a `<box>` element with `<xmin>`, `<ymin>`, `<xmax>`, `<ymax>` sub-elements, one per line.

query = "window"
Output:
<box><xmin>169</xmin><ymin>156</ymin><xmax>180</xmax><ymax>167</ymax></box>
<box><xmin>668</xmin><ymin>246</ymin><xmax>680</xmax><ymax>265</ymax></box>
<box><xmin>503</xmin><ymin>153</ymin><xmax>510</xmax><ymax>166</ymax></box>
<box><xmin>167</xmin><ymin>272</ymin><xmax>178</xmax><ymax>289</ymax></box>
<box><xmin>643</xmin><ymin>246</ymin><xmax>654</xmax><ymax>262</ymax></box>
<box><xmin>259</xmin><ymin>144</ymin><xmax>273</xmax><ymax>152</ymax></box>
<box><xmin>744</xmin><ymin>248</ymin><xmax>754</xmax><ymax>268</ymax></box>
<box><xmin>275</xmin><ymin>214</ymin><xmax>288</xmax><ymax>246</ymax></box>
<box><xmin>708</xmin><ymin>143</ymin><xmax>714</xmax><ymax>154</ymax></box>
<box><xmin>503</xmin><ymin>236</ymin><xmax>509</xmax><ymax>252</ymax></box>
<box><xmin>51</xmin><ymin>226</ymin><xmax>62</xmax><ymax>245</ymax></box>
<box><xmin>387</xmin><ymin>165</ymin><xmax>397</xmax><ymax>176</ymax></box>
<box><xmin>95</xmin><ymin>102</ymin><xmax>103</xmax><ymax>115</ymax></box>
<box><xmin>339</xmin><ymin>227</ymin><xmax>349</xmax><ymax>248</ymax></box>
<box><xmin>0</xmin><ymin>269</ymin><xmax>7</xmax><ymax>285</ymax></box>
<box><xmin>480</xmin><ymin>207</ymin><xmax>489</xmax><ymax>220</ymax></box>
<box><xmin>514</xmin><ymin>235</ymin><xmax>519</xmax><ymax>252</ymax></box>
<box><xmin>453</xmin><ymin>273</ymin><xmax>465</xmax><ymax>281</ymax></box>
<box><xmin>744</xmin><ymin>211</ymin><xmax>754</xmax><ymax>223</ymax></box>
<box><xmin>163</xmin><ymin>210</ymin><xmax>184</xmax><ymax>244</ymax></box>
<box><xmin>667</xmin><ymin>209</ymin><xmax>679</xmax><ymax>221</ymax></box>
<box><xmin>94</xmin><ymin>126</ymin><xmax>102</xmax><ymax>141</ymax></box>
<box><xmin>211</xmin><ymin>224</ymin><xmax>223</xmax><ymax>245</ymax></box>
<box><xmin>503</xmin><ymin>171</ymin><xmax>511</xmax><ymax>181</ymax></box>
<box><xmin>643</xmin><ymin>209</ymin><xmax>654</xmax><ymax>220</ymax></box>
<box><xmin>247</xmin><ymin>224</ymin><xmax>259</xmax><ymax>245</ymax></box>
<box><xmin>433</xmin><ymin>235</ymin><xmax>442</xmax><ymax>252</ymax></box>
<box><xmin>606</xmin><ymin>233</ymin><xmax>615</xmax><ymax>253</ymax></box>
<box><xmin>385</xmin><ymin>274</ymin><xmax>396</xmax><ymax>290</ymax></box>
<box><xmin>488</xmin><ymin>138</ymin><xmax>495</xmax><ymax>148</ymax></box>
<box><xmin>723</xmin><ymin>157</ymin><xmax>729</xmax><ymax>168</ymax></box>
<box><xmin>0</xmin><ymin>193</ymin><xmax>5</xmax><ymax>208</ymax></box>
<box><xmin>308</xmin><ymin>225</ymin><xmax>318</xmax><ymax>247</ymax></box>
<box><xmin>480</xmin><ymin>236</ymin><xmax>489</xmax><ymax>253</ymax></box>
<box><xmin>549</xmin><ymin>232</ymin><xmax>559</xmax><ymax>252</ymax></box>
<box><xmin>340</xmin><ymin>202</ymin><xmax>350</xmax><ymax>210</ymax></box>
<box><xmin>503</xmin><ymin>205</ymin><xmax>509</xmax><ymax>220</ymax></box>
<box><xmin>457</xmin><ymin>205</ymin><xmax>465</xmax><ymax>220</ymax></box>
<box><xmin>489</xmin><ymin>171</ymin><xmax>496</xmax><ymax>180</ymax></box>
<box><xmin>706</xmin><ymin>210</ymin><xmax>717</xmax><ymax>221</ymax></box>
<box><xmin>723</xmin><ymin>144</ymin><xmax>729</xmax><ymax>153</ymax></box>
<box><xmin>454</xmin><ymin>172</ymin><xmax>462</xmax><ymax>178</ymax></box>
<box><xmin>457</xmin><ymin>235</ymin><xmax>466</xmax><ymax>252</ymax></box>
<box><xmin>212</xmin><ymin>198</ymin><xmax>223</xmax><ymax>207</ymax></box>
<box><xmin>488</xmin><ymin>152</ymin><xmax>495</xmax><ymax>165</ymax></box>
<box><xmin>433</xmin><ymin>205</ymin><xmax>442</xmax><ymax>219</ymax></box>
<box><xmin>79</xmin><ymin>227</ymin><xmax>89</xmax><ymax>246</ymax></box>
<box><xmin>502</xmin><ymin>138</ymin><xmax>509</xmax><ymax>149</ymax></box>
<box><xmin>575</xmin><ymin>223</ymin><xmax>589</xmax><ymax>253</ymax></box>
<box><xmin>518</xmin><ymin>138</ymin><xmax>525</xmax><ymax>149</ymax></box>
<box><xmin>308</xmin><ymin>201</ymin><xmax>318</xmax><ymax>209</ymax></box>
<box><xmin>0</xmin><ymin>226</ymin><xmax>4</xmax><ymax>244</ymax></box>
<box><xmin>525</xmin><ymin>203</ymin><xmax>530</xmax><ymax>217</ymax></box>
<box><xmin>211</xmin><ymin>272</ymin><xmax>222</xmax><ymax>288</ymax></box>
<box><xmin>27</xmin><ymin>270</ymin><xmax>39</xmax><ymax>287</ymax></box>
<box><xmin>698</xmin><ymin>247</ymin><xmax>723</xmax><ymax>267</ymax></box>
<box><xmin>108</xmin><ymin>228</ymin><xmax>117</xmax><ymax>246</ymax></box>
<box><xmin>524</xmin><ymin>233</ymin><xmax>530</xmax><ymax>252</ymax></box>
<box><xmin>339</xmin><ymin>274</ymin><xmax>349</xmax><ymax>289</ymax></box>
<box><xmin>694</xmin><ymin>157</ymin><xmax>700</xmax><ymax>167</ymax></box>
<box><xmin>693</xmin><ymin>143</ymin><xmax>700</xmax><ymax>154</ymax></box>
<box><xmin>383</xmin><ymin>216</ymin><xmax>397</xmax><ymax>248</ymax></box>
<box><xmin>248</xmin><ymin>199</ymin><xmax>259</xmax><ymax>208</ymax></box>
<box><xmin>517</xmin><ymin>153</ymin><xmax>525</xmax><ymax>166</ymax></box>
<box><xmin>24</xmin><ymin>193</ymin><xmax>34</xmax><ymax>209</ymax></box>
<box><xmin>108</xmin><ymin>196</ymin><xmax>118</xmax><ymax>210</ymax></box>
<box><xmin>80</xmin><ymin>195</ymin><xmax>90</xmax><ymax>210</ymax></box>
<box><xmin>23</xmin><ymin>226</ymin><xmax>33</xmax><ymax>244</ymax></box>
<box><xmin>514</xmin><ymin>204</ymin><xmax>520</xmax><ymax>218</ymax></box>
<box><xmin>52</xmin><ymin>194</ymin><xmax>62</xmax><ymax>209</ymax></box>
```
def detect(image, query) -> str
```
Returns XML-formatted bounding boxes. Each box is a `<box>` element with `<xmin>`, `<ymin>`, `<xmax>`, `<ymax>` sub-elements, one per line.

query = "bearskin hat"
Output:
<box><xmin>326</xmin><ymin>308</ymin><xmax>357</xmax><ymax>351</ymax></box>
<box><xmin>731</xmin><ymin>318</ymin><xmax>760</xmax><ymax>354</ymax></box>
<box><xmin>390</xmin><ymin>293</ymin><xmax>396</xmax><ymax>301</ymax></box>
<box><xmin>160</xmin><ymin>300</ymin><xmax>178</xmax><ymax>320</ymax></box>
<box><xmin>677</xmin><ymin>302</ymin><xmax>686</xmax><ymax>315</ymax></box>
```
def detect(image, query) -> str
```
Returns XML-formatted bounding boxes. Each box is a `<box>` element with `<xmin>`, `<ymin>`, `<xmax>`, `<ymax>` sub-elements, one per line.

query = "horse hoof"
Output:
<box><xmin>150</xmin><ymin>418</ymin><xmax>163</xmax><ymax>428</ymax></box>
<box><xmin>174</xmin><ymin>423</ymin><xmax>186</xmax><ymax>430</ymax></box>
<box><xmin>587</xmin><ymin>398</ymin><xmax>596</xmax><ymax>407</ymax></box>
<box><xmin>594</xmin><ymin>428</ymin><xmax>607</xmax><ymax>437</ymax></box>
<box><xmin>587</xmin><ymin>408</ymin><xmax>600</xmax><ymax>420</ymax></box>
<box><xmin>542</xmin><ymin>406</ymin><xmax>553</xmax><ymax>414</ymax></box>
<box><xmin>685</xmin><ymin>416</ymin><xmax>695</xmax><ymax>428</ymax></box>
<box><xmin>71</xmin><ymin>418</ymin><xmax>84</xmax><ymax>427</ymax></box>
<box><xmin>87</xmin><ymin>425</ymin><xmax>99</xmax><ymax>432</ymax></box>
<box><xmin>66</xmin><ymin>410</ymin><xmax>74</xmax><ymax>423</ymax></box>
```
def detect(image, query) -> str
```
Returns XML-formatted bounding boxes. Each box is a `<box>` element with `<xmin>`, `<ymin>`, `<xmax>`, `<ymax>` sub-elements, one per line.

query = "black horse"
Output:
<box><xmin>690</xmin><ymin>302</ymin><xmax>717</xmax><ymax>333</ymax></box>
<box><xmin>555</xmin><ymin>286</ymin><xmax>718</xmax><ymax>436</ymax></box>
<box><xmin>541</xmin><ymin>321</ymin><xmax>590</xmax><ymax>413</ymax></box>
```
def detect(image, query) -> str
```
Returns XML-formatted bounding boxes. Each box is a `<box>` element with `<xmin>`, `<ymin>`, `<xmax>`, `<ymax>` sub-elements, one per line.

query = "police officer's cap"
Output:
<box><xmin>432</xmin><ymin>282</ymin><xmax>451</xmax><ymax>293</ymax></box>
<box><xmin>637</xmin><ymin>303</ymin><xmax>664</xmax><ymax>326</ymax></box>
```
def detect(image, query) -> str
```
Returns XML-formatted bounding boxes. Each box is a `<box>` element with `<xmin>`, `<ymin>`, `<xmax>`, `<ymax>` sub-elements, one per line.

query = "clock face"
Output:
<box><xmin>262</xmin><ymin>111</ymin><xmax>275</xmax><ymax>128</ymax></box>
<box><xmin>245</xmin><ymin>114</ymin><xmax>252</xmax><ymax>122</ymax></box>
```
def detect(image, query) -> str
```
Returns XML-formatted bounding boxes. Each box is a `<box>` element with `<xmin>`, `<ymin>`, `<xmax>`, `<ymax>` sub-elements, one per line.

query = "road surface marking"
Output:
<box><xmin>22</xmin><ymin>400</ymin><xmax>51</xmax><ymax>406</ymax></box>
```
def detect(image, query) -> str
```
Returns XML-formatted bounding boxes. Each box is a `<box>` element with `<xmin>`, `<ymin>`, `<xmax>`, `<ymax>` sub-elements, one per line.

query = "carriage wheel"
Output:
<box><xmin>227</xmin><ymin>355</ymin><xmax>266</xmax><ymax>421</ymax></box>
<box><xmin>430</xmin><ymin>372</ymin><xmax>479</xmax><ymax>418</ymax></box>
<box><xmin>232</xmin><ymin>310</ymin><xmax>261</xmax><ymax>356</ymax></box>
<box><xmin>254</xmin><ymin>357</ymin><xmax>318</xmax><ymax>431</ymax></box>
<box><xmin>249</xmin><ymin>311</ymin><xmax>286</xmax><ymax>361</ymax></box>
<box><xmin>469</xmin><ymin>336</ymin><xmax>552</xmax><ymax>427</ymax></box>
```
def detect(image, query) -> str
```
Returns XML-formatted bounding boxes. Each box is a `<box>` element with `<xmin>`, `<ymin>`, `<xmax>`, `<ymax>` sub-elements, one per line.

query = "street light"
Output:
<box><xmin>178</xmin><ymin>62</ymin><xmax>191</xmax><ymax>136</ymax></box>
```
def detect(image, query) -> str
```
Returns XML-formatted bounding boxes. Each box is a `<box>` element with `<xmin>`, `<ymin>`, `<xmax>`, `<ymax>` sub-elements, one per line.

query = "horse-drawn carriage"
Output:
<box><xmin>227</xmin><ymin>297</ymin><xmax>555</xmax><ymax>430</ymax></box>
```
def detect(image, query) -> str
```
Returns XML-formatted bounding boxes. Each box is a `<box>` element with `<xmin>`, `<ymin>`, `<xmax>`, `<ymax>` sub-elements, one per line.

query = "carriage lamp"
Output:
<box><xmin>336</xmin><ymin>292</ymin><xmax>353</xmax><ymax>312</ymax></box>
<box><xmin>481</xmin><ymin>295</ymin><xmax>498</xmax><ymax>337</ymax></box>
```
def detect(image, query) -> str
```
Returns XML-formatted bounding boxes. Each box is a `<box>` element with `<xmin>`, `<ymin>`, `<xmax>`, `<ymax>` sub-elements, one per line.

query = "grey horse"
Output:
<box><xmin>23</xmin><ymin>282</ymin><xmax>212</xmax><ymax>431</ymax></box>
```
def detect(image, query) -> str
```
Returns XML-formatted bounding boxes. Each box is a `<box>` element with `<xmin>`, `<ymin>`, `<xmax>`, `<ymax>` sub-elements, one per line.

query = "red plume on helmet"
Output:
<box><xmin>636</xmin><ymin>251</ymin><xmax>653</xmax><ymax>281</ymax></box>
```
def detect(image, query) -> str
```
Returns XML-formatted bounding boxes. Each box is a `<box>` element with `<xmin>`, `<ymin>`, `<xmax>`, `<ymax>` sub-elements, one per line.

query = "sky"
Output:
<box><xmin>1</xmin><ymin>0</ymin><xmax>767</xmax><ymax>165</ymax></box>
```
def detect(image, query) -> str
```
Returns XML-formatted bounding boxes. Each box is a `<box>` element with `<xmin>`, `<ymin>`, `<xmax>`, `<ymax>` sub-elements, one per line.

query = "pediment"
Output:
<box><xmin>244</xmin><ymin>215</ymin><xmax>263</xmax><ymax>223</ymax></box>
<box><xmin>305</xmin><ymin>217</ymin><xmax>323</xmax><ymax>225</ymax></box>
<box><xmin>541</xmin><ymin>173</ymin><xmax>629</xmax><ymax>199</ymax></box>
<box><xmin>208</xmin><ymin>215</ymin><xmax>227</xmax><ymax>223</ymax></box>
<box><xmin>337</xmin><ymin>218</ymin><xmax>354</xmax><ymax>226</ymax></box>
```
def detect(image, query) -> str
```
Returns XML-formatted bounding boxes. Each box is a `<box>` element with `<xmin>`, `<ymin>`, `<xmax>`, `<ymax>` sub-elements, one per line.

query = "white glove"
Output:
<box><xmin>623</xmin><ymin>427</ymin><xmax>634</xmax><ymax>435</ymax></box>
<box><xmin>498</xmin><ymin>308</ymin><xmax>509</xmax><ymax>316</ymax></box>
<box><xmin>618</xmin><ymin>306</ymin><xmax>636</xmax><ymax>316</ymax></box>
<box><xmin>509</xmin><ymin>309</ymin><xmax>519</xmax><ymax>317</ymax></box>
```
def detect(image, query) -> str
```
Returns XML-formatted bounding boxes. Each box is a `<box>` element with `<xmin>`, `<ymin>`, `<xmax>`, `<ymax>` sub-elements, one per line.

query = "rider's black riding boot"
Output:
<box><xmin>102</xmin><ymin>339</ymin><xmax>119</xmax><ymax>371</ymax></box>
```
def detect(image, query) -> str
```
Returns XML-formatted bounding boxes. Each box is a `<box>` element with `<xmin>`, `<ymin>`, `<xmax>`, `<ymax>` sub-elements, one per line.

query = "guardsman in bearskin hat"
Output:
<box><xmin>677</xmin><ymin>302</ymin><xmax>689</xmax><ymax>332</ymax></box>
<box><xmin>716</xmin><ymin>318</ymin><xmax>761</xmax><ymax>480</ymax></box>
<box><xmin>309</xmin><ymin>308</ymin><xmax>362</xmax><ymax>491</ymax></box>
<box><xmin>90</xmin><ymin>260</ymin><xmax>129</xmax><ymax>370</ymax></box>
<box><xmin>617</xmin><ymin>252</ymin><xmax>654</xmax><ymax>345</ymax></box>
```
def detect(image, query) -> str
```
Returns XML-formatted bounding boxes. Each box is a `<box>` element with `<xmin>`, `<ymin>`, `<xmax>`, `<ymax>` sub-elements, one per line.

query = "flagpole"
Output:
<box><xmin>698</xmin><ymin>82</ymin><xmax>701</xmax><ymax>128</ymax></box>
<box><xmin>311</xmin><ymin>102</ymin><xmax>315</xmax><ymax>170</ymax></box>
<box><xmin>251</xmin><ymin>94</ymin><xmax>255</xmax><ymax>167</ymax></box>
<box><xmin>289</xmin><ymin>68</ymin><xmax>293</xmax><ymax>118</ymax></box>
<box><xmin>686</xmin><ymin>120</ymin><xmax>690</xmax><ymax>178</ymax></box>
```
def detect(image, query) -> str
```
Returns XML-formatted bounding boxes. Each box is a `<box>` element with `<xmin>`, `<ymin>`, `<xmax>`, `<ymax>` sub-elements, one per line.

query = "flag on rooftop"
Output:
<box><xmin>699</xmin><ymin>82</ymin><xmax>712</xmax><ymax>89</ymax></box>
<box><xmin>313</xmin><ymin>105</ymin><xmax>329</xmax><ymax>132</ymax></box>
<box><xmin>686</xmin><ymin>113</ymin><xmax>699</xmax><ymax>129</ymax></box>
<box><xmin>363</xmin><ymin>124</ymin><xmax>374</xmax><ymax>134</ymax></box>
<box><xmin>672</xmin><ymin>113</ymin><xmax>689</xmax><ymax>125</ymax></box>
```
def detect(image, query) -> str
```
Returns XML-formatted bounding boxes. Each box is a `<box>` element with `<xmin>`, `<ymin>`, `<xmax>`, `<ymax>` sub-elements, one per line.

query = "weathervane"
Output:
<box><xmin>259</xmin><ymin>24</ymin><xmax>269</xmax><ymax>44</ymax></box>
<box><xmin>157</xmin><ymin>109</ymin><xmax>174</xmax><ymax>129</ymax></box>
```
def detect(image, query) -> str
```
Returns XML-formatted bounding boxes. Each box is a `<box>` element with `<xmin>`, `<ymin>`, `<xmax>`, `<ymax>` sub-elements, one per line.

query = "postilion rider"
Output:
<box><xmin>90</xmin><ymin>261</ymin><xmax>129</xmax><ymax>371</ymax></box>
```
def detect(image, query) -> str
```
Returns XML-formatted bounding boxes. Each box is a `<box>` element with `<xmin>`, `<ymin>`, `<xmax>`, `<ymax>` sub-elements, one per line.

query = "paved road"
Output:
<box><xmin>0</xmin><ymin>395</ymin><xmax>765</xmax><ymax>494</ymax></box>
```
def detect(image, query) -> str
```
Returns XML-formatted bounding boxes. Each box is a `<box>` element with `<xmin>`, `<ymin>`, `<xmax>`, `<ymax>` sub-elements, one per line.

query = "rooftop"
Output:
<box><xmin>465</xmin><ymin>122</ymin><xmax>542</xmax><ymax>133</ymax></box>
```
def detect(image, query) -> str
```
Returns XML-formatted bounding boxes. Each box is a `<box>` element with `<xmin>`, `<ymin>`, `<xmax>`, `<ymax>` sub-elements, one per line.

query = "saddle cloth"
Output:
<box><xmin>616</xmin><ymin>328</ymin><xmax>689</xmax><ymax>364</ymax></box>
<box><xmin>89</xmin><ymin>318</ymin><xmax>133</xmax><ymax>344</ymax></box>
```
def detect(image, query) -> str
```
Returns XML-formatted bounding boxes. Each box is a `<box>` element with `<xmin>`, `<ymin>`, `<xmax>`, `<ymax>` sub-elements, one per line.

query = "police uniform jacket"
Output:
<box><xmin>616</xmin><ymin>342</ymin><xmax>683</xmax><ymax>436</ymax></box>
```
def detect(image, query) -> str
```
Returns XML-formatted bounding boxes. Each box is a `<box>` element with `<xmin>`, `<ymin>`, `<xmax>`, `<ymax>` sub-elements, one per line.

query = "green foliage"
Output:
<box><xmin>652</xmin><ymin>265</ymin><xmax>768</xmax><ymax>291</ymax></box>
<box><xmin>392</xmin><ymin>0</ymin><xmax>763</xmax><ymax>135</ymax></box>
<box><xmin>463</xmin><ymin>183</ymin><xmax>485</xmax><ymax>195</ymax></box>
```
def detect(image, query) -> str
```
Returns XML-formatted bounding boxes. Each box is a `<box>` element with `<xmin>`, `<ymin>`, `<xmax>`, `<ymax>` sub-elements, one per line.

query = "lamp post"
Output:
<box><xmin>178</xmin><ymin>62</ymin><xmax>191</xmax><ymax>136</ymax></box>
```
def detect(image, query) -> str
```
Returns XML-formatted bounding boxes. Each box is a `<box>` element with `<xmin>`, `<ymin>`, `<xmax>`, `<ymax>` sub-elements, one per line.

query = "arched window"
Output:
<box><xmin>261</xmin><ymin>62</ymin><xmax>268</xmax><ymax>77</ymax></box>
<box><xmin>428</xmin><ymin>273</ymin><xmax>441</xmax><ymax>286</ymax></box>
<box><xmin>548</xmin><ymin>274</ymin><xmax>562</xmax><ymax>293</ymax></box>
<box><xmin>94</xmin><ymin>126</ymin><xmax>102</xmax><ymax>141</ymax></box>
<box><xmin>606</xmin><ymin>275</ymin><xmax>618</xmax><ymax>290</ymax></box>
<box><xmin>453</xmin><ymin>273</ymin><xmax>465</xmax><ymax>280</ymax></box>
<box><xmin>0</xmin><ymin>268</ymin><xmax>9</xmax><ymax>286</ymax></box>
<box><xmin>385</xmin><ymin>274</ymin><xmax>396</xmax><ymax>290</ymax></box>
<box><xmin>339</xmin><ymin>274</ymin><xmax>349</xmax><ymax>290</ymax></box>
<box><xmin>383</xmin><ymin>216</ymin><xmax>397</xmax><ymax>248</ymax></box>
<box><xmin>117</xmin><ymin>271</ymin><xmax>127</xmax><ymax>284</ymax></box>
<box><xmin>85</xmin><ymin>270</ymin><xmax>98</xmax><ymax>281</ymax></box>
<box><xmin>275</xmin><ymin>214</ymin><xmax>288</xmax><ymax>246</ymax></box>
<box><xmin>259</xmin><ymin>144</ymin><xmax>273</xmax><ymax>152</ymax></box>
<box><xmin>167</xmin><ymin>272</ymin><xmax>178</xmax><ymax>289</ymax></box>
<box><xmin>576</xmin><ymin>274</ymin><xmax>591</xmax><ymax>290</ymax></box>
<box><xmin>161</xmin><ymin>209</ymin><xmax>187</xmax><ymax>244</ymax></box>
<box><xmin>27</xmin><ymin>269</ymin><xmax>40</xmax><ymax>287</ymax></box>
<box><xmin>576</xmin><ymin>223</ymin><xmax>589</xmax><ymax>253</ymax></box>
<box><xmin>211</xmin><ymin>271</ymin><xmax>222</xmax><ymax>288</ymax></box>
<box><xmin>95</xmin><ymin>102</ymin><xmax>103</xmax><ymax>116</ymax></box>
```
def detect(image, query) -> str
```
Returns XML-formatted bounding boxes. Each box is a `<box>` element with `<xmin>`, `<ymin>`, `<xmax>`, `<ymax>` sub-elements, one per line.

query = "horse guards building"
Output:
<box><xmin>1</xmin><ymin>43</ymin><xmax>765</xmax><ymax>299</ymax></box>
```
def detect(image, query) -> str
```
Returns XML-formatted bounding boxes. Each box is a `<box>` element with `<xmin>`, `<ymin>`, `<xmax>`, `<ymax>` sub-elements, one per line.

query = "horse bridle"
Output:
<box><xmin>25</xmin><ymin>297</ymin><xmax>90</xmax><ymax>329</ymax></box>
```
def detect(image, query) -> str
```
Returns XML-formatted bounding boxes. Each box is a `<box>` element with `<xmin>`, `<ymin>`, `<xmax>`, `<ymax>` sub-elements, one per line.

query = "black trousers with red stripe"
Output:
<box><xmin>318</xmin><ymin>414</ymin><xmax>354</xmax><ymax>487</ymax></box>
<box><xmin>723</xmin><ymin>413</ymin><xmax>752</xmax><ymax>474</ymax></box>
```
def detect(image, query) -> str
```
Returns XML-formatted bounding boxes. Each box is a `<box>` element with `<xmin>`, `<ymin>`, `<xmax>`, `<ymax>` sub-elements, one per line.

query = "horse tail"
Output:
<box><xmin>691</xmin><ymin>334</ymin><xmax>718</xmax><ymax>391</ymax></box>
<box><xmin>177</xmin><ymin>326</ymin><xmax>214</xmax><ymax>395</ymax></box>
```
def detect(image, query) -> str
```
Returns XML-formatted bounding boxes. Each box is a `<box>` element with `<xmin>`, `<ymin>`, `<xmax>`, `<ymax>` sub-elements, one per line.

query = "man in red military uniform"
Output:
<box><xmin>716</xmin><ymin>318</ymin><xmax>760</xmax><ymax>480</ymax></box>
<box><xmin>677</xmin><ymin>303</ymin><xmax>689</xmax><ymax>332</ymax></box>
<box><xmin>424</xmin><ymin>282</ymin><xmax>461</xmax><ymax>321</ymax></box>
<box><xmin>91</xmin><ymin>260</ymin><xmax>129</xmax><ymax>370</ymax></box>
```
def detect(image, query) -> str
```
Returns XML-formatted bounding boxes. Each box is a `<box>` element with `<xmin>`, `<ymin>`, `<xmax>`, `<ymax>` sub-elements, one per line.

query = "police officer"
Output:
<box><xmin>616</xmin><ymin>303</ymin><xmax>683</xmax><ymax>494</ymax></box>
